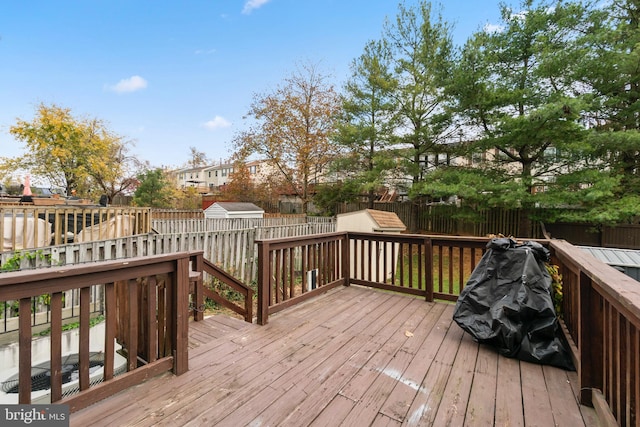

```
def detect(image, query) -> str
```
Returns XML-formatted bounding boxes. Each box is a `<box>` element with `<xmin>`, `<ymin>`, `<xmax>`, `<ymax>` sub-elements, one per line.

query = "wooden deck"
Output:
<box><xmin>71</xmin><ymin>286</ymin><xmax>599</xmax><ymax>426</ymax></box>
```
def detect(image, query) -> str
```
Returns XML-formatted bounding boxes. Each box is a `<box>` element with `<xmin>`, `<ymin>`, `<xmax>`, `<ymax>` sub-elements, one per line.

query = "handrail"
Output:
<box><xmin>256</xmin><ymin>232</ymin><xmax>348</xmax><ymax>325</ymax></box>
<box><xmin>549</xmin><ymin>239</ymin><xmax>640</xmax><ymax>425</ymax></box>
<box><xmin>0</xmin><ymin>252</ymin><xmax>193</xmax><ymax>412</ymax></box>
<box><xmin>255</xmin><ymin>232</ymin><xmax>491</xmax><ymax>325</ymax></box>
<box><xmin>189</xmin><ymin>253</ymin><xmax>253</xmax><ymax>323</ymax></box>
<box><xmin>346</xmin><ymin>232</ymin><xmax>489</xmax><ymax>302</ymax></box>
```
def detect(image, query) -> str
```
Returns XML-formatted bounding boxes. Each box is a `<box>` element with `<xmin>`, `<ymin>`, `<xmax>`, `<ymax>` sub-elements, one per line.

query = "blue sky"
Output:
<box><xmin>0</xmin><ymin>0</ymin><xmax>505</xmax><ymax>170</ymax></box>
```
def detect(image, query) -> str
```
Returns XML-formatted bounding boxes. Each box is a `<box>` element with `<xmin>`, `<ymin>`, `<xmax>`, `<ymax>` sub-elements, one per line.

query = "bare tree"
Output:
<box><xmin>233</xmin><ymin>62</ymin><xmax>342</xmax><ymax>213</ymax></box>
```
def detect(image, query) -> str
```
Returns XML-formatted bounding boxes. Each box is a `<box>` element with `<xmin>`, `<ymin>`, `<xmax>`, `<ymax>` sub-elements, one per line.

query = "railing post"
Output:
<box><xmin>172</xmin><ymin>256</ymin><xmax>189</xmax><ymax>375</ymax></box>
<box><xmin>79</xmin><ymin>286</ymin><xmax>91</xmax><ymax>392</ymax></box>
<box><xmin>190</xmin><ymin>253</ymin><xmax>204</xmax><ymax>321</ymax></box>
<box><xmin>257</xmin><ymin>240</ymin><xmax>270</xmax><ymax>325</ymax></box>
<box><xmin>342</xmin><ymin>232</ymin><xmax>350</xmax><ymax>286</ymax></box>
<box><xmin>126</xmin><ymin>279</ymin><xmax>139</xmax><ymax>373</ymax></box>
<box><xmin>245</xmin><ymin>287</ymin><xmax>254</xmax><ymax>323</ymax></box>
<box><xmin>18</xmin><ymin>297</ymin><xmax>32</xmax><ymax>404</ymax></box>
<box><xmin>50</xmin><ymin>292</ymin><xmax>63</xmax><ymax>402</ymax></box>
<box><xmin>424</xmin><ymin>236</ymin><xmax>433</xmax><ymax>302</ymax></box>
<box><xmin>578</xmin><ymin>271</ymin><xmax>603</xmax><ymax>406</ymax></box>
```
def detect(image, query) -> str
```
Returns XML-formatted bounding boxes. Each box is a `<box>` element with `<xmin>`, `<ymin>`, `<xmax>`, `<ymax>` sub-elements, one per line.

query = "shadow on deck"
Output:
<box><xmin>71</xmin><ymin>286</ymin><xmax>598</xmax><ymax>426</ymax></box>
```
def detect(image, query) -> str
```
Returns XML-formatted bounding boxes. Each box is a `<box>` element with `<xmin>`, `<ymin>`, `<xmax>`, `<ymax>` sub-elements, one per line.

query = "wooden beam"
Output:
<box><xmin>579</xmin><ymin>271</ymin><xmax>604</xmax><ymax>405</ymax></box>
<box><xmin>592</xmin><ymin>389</ymin><xmax>619</xmax><ymax>427</ymax></box>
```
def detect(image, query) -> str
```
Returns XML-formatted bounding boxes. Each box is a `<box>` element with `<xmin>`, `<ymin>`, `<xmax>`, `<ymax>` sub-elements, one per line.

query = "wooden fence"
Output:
<box><xmin>151</xmin><ymin>209</ymin><xmax>204</xmax><ymax>220</ymax></box>
<box><xmin>1</xmin><ymin>206</ymin><xmax>152</xmax><ymax>251</ymax></box>
<box><xmin>338</xmin><ymin>202</ymin><xmax>640</xmax><ymax>248</ymax></box>
<box><xmin>336</xmin><ymin>202</ymin><xmax>542</xmax><ymax>237</ymax></box>
<box><xmin>0</xmin><ymin>220</ymin><xmax>335</xmax><ymax>335</ymax></box>
<box><xmin>545</xmin><ymin>222</ymin><xmax>640</xmax><ymax>250</ymax></box>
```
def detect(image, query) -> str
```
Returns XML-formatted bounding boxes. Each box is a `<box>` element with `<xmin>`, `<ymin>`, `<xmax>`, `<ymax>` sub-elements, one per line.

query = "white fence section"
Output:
<box><xmin>151</xmin><ymin>216</ymin><xmax>334</xmax><ymax>234</ymax></box>
<box><xmin>1</xmin><ymin>221</ymin><xmax>336</xmax><ymax>285</ymax></box>
<box><xmin>0</xmin><ymin>218</ymin><xmax>336</xmax><ymax>334</ymax></box>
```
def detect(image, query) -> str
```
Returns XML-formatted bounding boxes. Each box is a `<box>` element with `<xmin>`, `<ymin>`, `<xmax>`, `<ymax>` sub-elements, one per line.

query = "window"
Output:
<box><xmin>471</xmin><ymin>152</ymin><xmax>484</xmax><ymax>165</ymax></box>
<box><xmin>249</xmin><ymin>165</ymin><xmax>257</xmax><ymax>174</ymax></box>
<box><xmin>544</xmin><ymin>147</ymin><xmax>558</xmax><ymax>161</ymax></box>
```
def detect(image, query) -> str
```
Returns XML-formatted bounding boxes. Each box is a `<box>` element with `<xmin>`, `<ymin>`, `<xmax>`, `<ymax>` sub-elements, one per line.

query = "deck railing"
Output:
<box><xmin>0</xmin><ymin>252</ymin><xmax>194</xmax><ymax>412</ymax></box>
<box><xmin>550</xmin><ymin>239</ymin><xmax>640</xmax><ymax>426</ymax></box>
<box><xmin>256</xmin><ymin>231</ymin><xmax>640</xmax><ymax>426</ymax></box>
<box><xmin>1</xmin><ymin>285</ymin><xmax>104</xmax><ymax>334</ymax></box>
<box><xmin>190</xmin><ymin>253</ymin><xmax>254</xmax><ymax>323</ymax></box>
<box><xmin>255</xmin><ymin>232</ymin><xmax>490</xmax><ymax>325</ymax></box>
<box><xmin>347</xmin><ymin>232</ymin><xmax>488</xmax><ymax>302</ymax></box>
<box><xmin>3</xmin><ymin>230</ymin><xmax>635</xmax><ymax>424</ymax></box>
<box><xmin>256</xmin><ymin>232</ymin><xmax>347</xmax><ymax>325</ymax></box>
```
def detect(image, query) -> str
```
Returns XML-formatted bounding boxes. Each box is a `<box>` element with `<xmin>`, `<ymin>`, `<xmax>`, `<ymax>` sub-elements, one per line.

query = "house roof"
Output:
<box><xmin>579</xmin><ymin>246</ymin><xmax>640</xmax><ymax>268</ymax></box>
<box><xmin>203</xmin><ymin>163</ymin><xmax>234</xmax><ymax>171</ymax></box>
<box><xmin>211</xmin><ymin>202</ymin><xmax>264</xmax><ymax>212</ymax></box>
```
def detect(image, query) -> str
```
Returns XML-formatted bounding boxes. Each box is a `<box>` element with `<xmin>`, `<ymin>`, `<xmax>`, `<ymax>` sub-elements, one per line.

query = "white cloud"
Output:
<box><xmin>203</xmin><ymin>116</ymin><xmax>232</xmax><ymax>130</ymax></box>
<box><xmin>107</xmin><ymin>76</ymin><xmax>148</xmax><ymax>93</ymax></box>
<box><xmin>483</xmin><ymin>23</ymin><xmax>503</xmax><ymax>33</ymax></box>
<box><xmin>195</xmin><ymin>48</ymin><xmax>217</xmax><ymax>55</ymax></box>
<box><xmin>511</xmin><ymin>11</ymin><xmax>528</xmax><ymax>21</ymax></box>
<box><xmin>242</xmin><ymin>0</ymin><xmax>270</xmax><ymax>14</ymax></box>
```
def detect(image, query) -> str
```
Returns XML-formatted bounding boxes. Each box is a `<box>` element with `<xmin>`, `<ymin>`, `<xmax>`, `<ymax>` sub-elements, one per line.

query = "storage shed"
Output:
<box><xmin>337</xmin><ymin>209</ymin><xmax>406</xmax><ymax>281</ymax></box>
<box><xmin>204</xmin><ymin>202</ymin><xmax>264</xmax><ymax>219</ymax></box>
<box><xmin>579</xmin><ymin>246</ymin><xmax>640</xmax><ymax>282</ymax></box>
<box><xmin>336</xmin><ymin>209</ymin><xmax>406</xmax><ymax>233</ymax></box>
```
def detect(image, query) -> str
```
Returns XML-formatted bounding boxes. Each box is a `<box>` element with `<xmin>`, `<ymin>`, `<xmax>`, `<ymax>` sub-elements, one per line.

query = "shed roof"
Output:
<box><xmin>211</xmin><ymin>202</ymin><xmax>264</xmax><ymax>212</ymax></box>
<box><xmin>579</xmin><ymin>246</ymin><xmax>640</xmax><ymax>268</ymax></box>
<box><xmin>365</xmin><ymin>209</ymin><xmax>406</xmax><ymax>231</ymax></box>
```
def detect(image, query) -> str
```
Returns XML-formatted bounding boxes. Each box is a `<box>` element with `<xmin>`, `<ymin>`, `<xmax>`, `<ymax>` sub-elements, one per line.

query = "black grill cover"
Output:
<box><xmin>453</xmin><ymin>238</ymin><xmax>574</xmax><ymax>370</ymax></box>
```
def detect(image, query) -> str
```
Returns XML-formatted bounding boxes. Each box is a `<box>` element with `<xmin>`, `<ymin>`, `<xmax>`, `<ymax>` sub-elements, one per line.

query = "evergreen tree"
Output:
<box><xmin>383</xmin><ymin>1</ymin><xmax>455</xmax><ymax>230</ymax></box>
<box><xmin>415</xmin><ymin>0</ymin><xmax>592</xmax><ymax>236</ymax></box>
<box><xmin>572</xmin><ymin>0</ymin><xmax>640</xmax><ymax>223</ymax></box>
<box><xmin>333</xmin><ymin>39</ymin><xmax>400</xmax><ymax>209</ymax></box>
<box><xmin>133</xmin><ymin>169</ymin><xmax>174</xmax><ymax>208</ymax></box>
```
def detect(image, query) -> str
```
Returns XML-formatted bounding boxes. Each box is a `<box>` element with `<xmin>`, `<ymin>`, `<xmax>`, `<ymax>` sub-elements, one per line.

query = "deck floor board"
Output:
<box><xmin>71</xmin><ymin>286</ymin><xmax>598</xmax><ymax>427</ymax></box>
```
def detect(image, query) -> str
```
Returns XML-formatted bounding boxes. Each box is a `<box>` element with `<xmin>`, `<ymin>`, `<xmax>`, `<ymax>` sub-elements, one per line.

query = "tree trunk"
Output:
<box><xmin>409</xmin><ymin>198</ymin><xmax>421</xmax><ymax>233</ymax></box>
<box><xmin>518</xmin><ymin>161</ymin><xmax>534</xmax><ymax>238</ymax></box>
<box><xmin>367</xmin><ymin>189</ymin><xmax>375</xmax><ymax>209</ymax></box>
<box><xmin>518</xmin><ymin>207</ymin><xmax>533</xmax><ymax>238</ymax></box>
